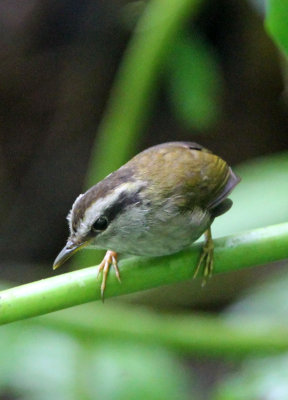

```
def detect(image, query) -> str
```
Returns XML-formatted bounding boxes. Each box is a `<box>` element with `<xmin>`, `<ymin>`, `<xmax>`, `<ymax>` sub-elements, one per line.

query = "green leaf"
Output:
<box><xmin>225</xmin><ymin>270</ymin><xmax>288</xmax><ymax>321</ymax></box>
<box><xmin>0</xmin><ymin>318</ymin><xmax>194</xmax><ymax>400</ymax></box>
<box><xmin>0</xmin><ymin>324</ymin><xmax>81</xmax><ymax>400</ymax></box>
<box><xmin>167</xmin><ymin>32</ymin><xmax>223</xmax><ymax>130</ymax></box>
<box><xmin>214</xmin><ymin>268</ymin><xmax>288</xmax><ymax>400</ymax></box>
<box><xmin>265</xmin><ymin>0</ymin><xmax>288</xmax><ymax>56</ymax></box>
<box><xmin>213</xmin><ymin>152</ymin><xmax>288</xmax><ymax>238</ymax></box>
<box><xmin>214</xmin><ymin>354</ymin><xmax>288</xmax><ymax>400</ymax></box>
<box><xmin>86</xmin><ymin>343</ymin><xmax>193</xmax><ymax>400</ymax></box>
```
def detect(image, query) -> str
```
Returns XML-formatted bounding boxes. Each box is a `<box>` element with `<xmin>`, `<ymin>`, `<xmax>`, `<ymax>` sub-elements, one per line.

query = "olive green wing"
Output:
<box><xmin>207</xmin><ymin>166</ymin><xmax>240</xmax><ymax>210</ymax></box>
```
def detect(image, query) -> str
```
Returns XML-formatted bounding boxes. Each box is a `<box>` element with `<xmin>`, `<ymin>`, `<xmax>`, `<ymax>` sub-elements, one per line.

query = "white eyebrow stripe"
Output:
<box><xmin>77</xmin><ymin>181</ymin><xmax>144</xmax><ymax>237</ymax></box>
<box><xmin>67</xmin><ymin>193</ymin><xmax>84</xmax><ymax>233</ymax></box>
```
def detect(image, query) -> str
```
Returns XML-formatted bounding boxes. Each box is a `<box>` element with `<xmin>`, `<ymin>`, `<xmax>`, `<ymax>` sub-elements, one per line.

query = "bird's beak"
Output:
<box><xmin>53</xmin><ymin>240</ymin><xmax>89</xmax><ymax>270</ymax></box>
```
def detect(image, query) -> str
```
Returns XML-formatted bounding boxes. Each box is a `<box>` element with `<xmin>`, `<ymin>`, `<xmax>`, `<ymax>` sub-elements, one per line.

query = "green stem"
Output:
<box><xmin>36</xmin><ymin>306</ymin><xmax>288</xmax><ymax>358</ymax></box>
<box><xmin>0</xmin><ymin>222</ymin><xmax>288</xmax><ymax>326</ymax></box>
<box><xmin>86</xmin><ymin>0</ymin><xmax>202</xmax><ymax>184</ymax></box>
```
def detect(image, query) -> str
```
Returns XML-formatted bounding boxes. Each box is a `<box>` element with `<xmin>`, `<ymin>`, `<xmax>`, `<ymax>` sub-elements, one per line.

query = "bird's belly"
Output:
<box><xmin>96</xmin><ymin>207</ymin><xmax>212</xmax><ymax>257</ymax></box>
<box><xmin>127</xmin><ymin>225</ymin><xmax>206</xmax><ymax>256</ymax></box>
<box><xmin>132</xmin><ymin>218</ymin><xmax>210</xmax><ymax>256</ymax></box>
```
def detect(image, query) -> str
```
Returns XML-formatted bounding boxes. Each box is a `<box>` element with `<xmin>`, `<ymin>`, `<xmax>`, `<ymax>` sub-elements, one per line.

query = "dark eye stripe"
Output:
<box><xmin>104</xmin><ymin>190</ymin><xmax>142</xmax><ymax>222</ymax></box>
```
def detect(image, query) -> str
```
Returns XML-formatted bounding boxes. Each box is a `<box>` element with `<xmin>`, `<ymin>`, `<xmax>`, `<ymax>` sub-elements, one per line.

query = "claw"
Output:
<box><xmin>193</xmin><ymin>228</ymin><xmax>214</xmax><ymax>285</ymax></box>
<box><xmin>112</xmin><ymin>255</ymin><xmax>121</xmax><ymax>283</ymax></box>
<box><xmin>96</xmin><ymin>250</ymin><xmax>120</xmax><ymax>301</ymax></box>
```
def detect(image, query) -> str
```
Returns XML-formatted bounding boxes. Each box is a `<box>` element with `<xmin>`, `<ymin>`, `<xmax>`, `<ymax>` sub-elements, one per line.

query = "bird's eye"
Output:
<box><xmin>91</xmin><ymin>216</ymin><xmax>108</xmax><ymax>232</ymax></box>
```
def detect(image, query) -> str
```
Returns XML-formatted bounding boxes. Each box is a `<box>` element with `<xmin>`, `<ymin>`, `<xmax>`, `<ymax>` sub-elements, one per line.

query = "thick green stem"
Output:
<box><xmin>0</xmin><ymin>222</ymin><xmax>288</xmax><ymax>326</ymax></box>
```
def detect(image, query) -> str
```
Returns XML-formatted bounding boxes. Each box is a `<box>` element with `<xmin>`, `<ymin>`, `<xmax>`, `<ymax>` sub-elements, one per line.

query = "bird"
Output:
<box><xmin>53</xmin><ymin>141</ymin><xmax>240</xmax><ymax>300</ymax></box>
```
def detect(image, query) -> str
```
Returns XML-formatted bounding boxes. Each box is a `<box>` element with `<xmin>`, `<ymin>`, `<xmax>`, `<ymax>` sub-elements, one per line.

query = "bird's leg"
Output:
<box><xmin>193</xmin><ymin>227</ymin><xmax>214</xmax><ymax>285</ymax></box>
<box><xmin>96</xmin><ymin>250</ymin><xmax>121</xmax><ymax>301</ymax></box>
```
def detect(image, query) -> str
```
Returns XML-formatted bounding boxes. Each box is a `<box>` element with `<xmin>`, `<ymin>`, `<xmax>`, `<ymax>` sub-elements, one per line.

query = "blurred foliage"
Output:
<box><xmin>214</xmin><ymin>355</ymin><xmax>288</xmax><ymax>400</ymax></box>
<box><xmin>0</xmin><ymin>325</ymin><xmax>79</xmax><ymax>400</ymax></box>
<box><xmin>213</xmin><ymin>272</ymin><xmax>288</xmax><ymax>400</ymax></box>
<box><xmin>85</xmin><ymin>0</ymin><xmax>202</xmax><ymax>187</ymax></box>
<box><xmin>166</xmin><ymin>31</ymin><xmax>223</xmax><ymax>130</ymax></box>
<box><xmin>213</xmin><ymin>151</ymin><xmax>288</xmax><ymax>238</ymax></box>
<box><xmin>266</xmin><ymin>0</ymin><xmax>288</xmax><ymax>55</ymax></box>
<box><xmin>0</xmin><ymin>317</ymin><xmax>193</xmax><ymax>400</ymax></box>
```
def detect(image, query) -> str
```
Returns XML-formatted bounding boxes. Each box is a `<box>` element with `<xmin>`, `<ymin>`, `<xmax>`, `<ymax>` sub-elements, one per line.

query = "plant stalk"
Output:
<box><xmin>0</xmin><ymin>222</ymin><xmax>287</xmax><ymax>326</ymax></box>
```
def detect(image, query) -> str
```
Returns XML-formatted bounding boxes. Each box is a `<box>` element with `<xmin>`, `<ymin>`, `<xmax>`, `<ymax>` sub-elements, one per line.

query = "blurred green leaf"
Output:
<box><xmin>214</xmin><ymin>267</ymin><xmax>288</xmax><ymax>400</ymax></box>
<box><xmin>0</xmin><ymin>320</ymin><xmax>194</xmax><ymax>400</ymax></box>
<box><xmin>212</xmin><ymin>152</ymin><xmax>288</xmax><ymax>238</ymax></box>
<box><xmin>225</xmin><ymin>270</ymin><xmax>288</xmax><ymax>320</ymax></box>
<box><xmin>167</xmin><ymin>32</ymin><xmax>223</xmax><ymax>130</ymax></box>
<box><xmin>214</xmin><ymin>354</ymin><xmax>288</xmax><ymax>400</ymax></box>
<box><xmin>0</xmin><ymin>324</ymin><xmax>80</xmax><ymax>400</ymax></box>
<box><xmin>86</xmin><ymin>343</ymin><xmax>193</xmax><ymax>400</ymax></box>
<box><xmin>265</xmin><ymin>0</ymin><xmax>288</xmax><ymax>56</ymax></box>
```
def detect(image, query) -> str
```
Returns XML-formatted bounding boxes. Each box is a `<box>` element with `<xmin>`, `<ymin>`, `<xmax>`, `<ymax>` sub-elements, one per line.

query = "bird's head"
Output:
<box><xmin>53</xmin><ymin>168</ymin><xmax>145</xmax><ymax>270</ymax></box>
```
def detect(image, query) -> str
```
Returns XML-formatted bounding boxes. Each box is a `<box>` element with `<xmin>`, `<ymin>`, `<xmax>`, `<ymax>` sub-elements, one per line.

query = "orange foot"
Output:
<box><xmin>96</xmin><ymin>250</ymin><xmax>121</xmax><ymax>301</ymax></box>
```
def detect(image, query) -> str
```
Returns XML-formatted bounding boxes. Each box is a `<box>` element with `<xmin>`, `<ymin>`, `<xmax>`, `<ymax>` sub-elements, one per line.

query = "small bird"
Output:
<box><xmin>53</xmin><ymin>142</ymin><xmax>240</xmax><ymax>299</ymax></box>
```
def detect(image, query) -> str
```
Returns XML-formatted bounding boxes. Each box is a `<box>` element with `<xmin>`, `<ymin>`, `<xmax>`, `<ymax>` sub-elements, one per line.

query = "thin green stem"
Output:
<box><xmin>86</xmin><ymin>0</ymin><xmax>202</xmax><ymax>184</ymax></box>
<box><xmin>35</xmin><ymin>305</ymin><xmax>288</xmax><ymax>358</ymax></box>
<box><xmin>0</xmin><ymin>222</ymin><xmax>288</xmax><ymax>326</ymax></box>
